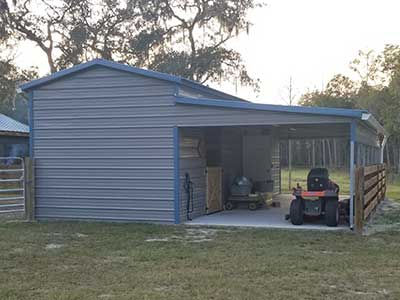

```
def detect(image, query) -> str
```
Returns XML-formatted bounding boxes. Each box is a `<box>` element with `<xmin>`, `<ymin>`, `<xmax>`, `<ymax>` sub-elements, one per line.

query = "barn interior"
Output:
<box><xmin>179</xmin><ymin>122</ymin><xmax>382</xmax><ymax>230</ymax></box>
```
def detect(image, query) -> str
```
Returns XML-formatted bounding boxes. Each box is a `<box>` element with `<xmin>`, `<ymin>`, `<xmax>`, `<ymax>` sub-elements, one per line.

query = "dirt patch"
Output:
<box><xmin>145</xmin><ymin>227</ymin><xmax>231</xmax><ymax>243</ymax></box>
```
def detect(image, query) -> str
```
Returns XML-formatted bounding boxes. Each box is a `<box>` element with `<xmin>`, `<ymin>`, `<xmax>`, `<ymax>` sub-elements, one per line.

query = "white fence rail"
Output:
<box><xmin>0</xmin><ymin>157</ymin><xmax>25</xmax><ymax>214</ymax></box>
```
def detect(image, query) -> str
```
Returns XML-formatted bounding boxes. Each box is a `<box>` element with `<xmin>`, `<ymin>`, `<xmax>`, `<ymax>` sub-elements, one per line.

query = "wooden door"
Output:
<box><xmin>206</xmin><ymin>167</ymin><xmax>223</xmax><ymax>214</ymax></box>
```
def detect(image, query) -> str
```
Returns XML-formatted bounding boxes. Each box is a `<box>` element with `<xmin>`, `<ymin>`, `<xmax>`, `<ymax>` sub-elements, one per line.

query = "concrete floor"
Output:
<box><xmin>186</xmin><ymin>194</ymin><xmax>349</xmax><ymax>231</ymax></box>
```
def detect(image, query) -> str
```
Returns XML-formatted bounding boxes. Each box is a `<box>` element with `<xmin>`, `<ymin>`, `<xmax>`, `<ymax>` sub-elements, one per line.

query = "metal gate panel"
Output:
<box><xmin>0</xmin><ymin>157</ymin><xmax>25</xmax><ymax>214</ymax></box>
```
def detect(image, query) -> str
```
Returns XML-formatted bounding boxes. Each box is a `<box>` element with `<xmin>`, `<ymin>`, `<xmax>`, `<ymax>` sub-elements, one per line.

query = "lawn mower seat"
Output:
<box><xmin>307</xmin><ymin>168</ymin><xmax>330</xmax><ymax>191</ymax></box>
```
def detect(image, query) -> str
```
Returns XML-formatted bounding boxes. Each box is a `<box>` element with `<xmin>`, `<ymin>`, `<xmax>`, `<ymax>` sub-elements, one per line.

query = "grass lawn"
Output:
<box><xmin>281</xmin><ymin>168</ymin><xmax>400</xmax><ymax>202</ymax></box>
<box><xmin>1</xmin><ymin>221</ymin><xmax>400</xmax><ymax>300</ymax></box>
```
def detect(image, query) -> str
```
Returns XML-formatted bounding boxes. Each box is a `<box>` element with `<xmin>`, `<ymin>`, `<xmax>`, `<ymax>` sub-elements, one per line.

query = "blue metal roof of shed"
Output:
<box><xmin>0</xmin><ymin>114</ymin><xmax>29</xmax><ymax>134</ymax></box>
<box><xmin>19</xmin><ymin>58</ymin><xmax>245</xmax><ymax>101</ymax></box>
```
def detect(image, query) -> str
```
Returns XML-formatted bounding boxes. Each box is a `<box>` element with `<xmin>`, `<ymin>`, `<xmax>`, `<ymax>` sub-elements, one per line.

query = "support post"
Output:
<box><xmin>349</xmin><ymin>121</ymin><xmax>356</xmax><ymax>229</ymax></box>
<box><xmin>173</xmin><ymin>127</ymin><xmax>180</xmax><ymax>224</ymax></box>
<box><xmin>24</xmin><ymin>157</ymin><xmax>35</xmax><ymax>221</ymax></box>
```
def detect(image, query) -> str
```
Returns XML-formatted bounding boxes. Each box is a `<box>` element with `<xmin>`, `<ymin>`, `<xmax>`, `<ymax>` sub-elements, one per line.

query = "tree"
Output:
<box><xmin>298</xmin><ymin>44</ymin><xmax>400</xmax><ymax>173</ymax></box>
<box><xmin>0</xmin><ymin>0</ymin><xmax>260</xmax><ymax>90</ymax></box>
<box><xmin>0</xmin><ymin>58</ymin><xmax>37</xmax><ymax>123</ymax></box>
<box><xmin>349</xmin><ymin>49</ymin><xmax>381</xmax><ymax>86</ymax></box>
<box><xmin>299</xmin><ymin>74</ymin><xmax>358</xmax><ymax>109</ymax></box>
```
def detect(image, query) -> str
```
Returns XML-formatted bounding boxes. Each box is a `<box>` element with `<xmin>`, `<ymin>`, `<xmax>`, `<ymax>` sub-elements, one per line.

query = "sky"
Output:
<box><xmin>16</xmin><ymin>0</ymin><xmax>400</xmax><ymax>105</ymax></box>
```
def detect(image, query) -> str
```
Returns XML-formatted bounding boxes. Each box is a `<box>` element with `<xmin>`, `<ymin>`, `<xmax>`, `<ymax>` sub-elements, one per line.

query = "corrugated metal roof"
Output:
<box><xmin>19</xmin><ymin>59</ymin><xmax>245</xmax><ymax>102</ymax></box>
<box><xmin>0</xmin><ymin>114</ymin><xmax>29</xmax><ymax>133</ymax></box>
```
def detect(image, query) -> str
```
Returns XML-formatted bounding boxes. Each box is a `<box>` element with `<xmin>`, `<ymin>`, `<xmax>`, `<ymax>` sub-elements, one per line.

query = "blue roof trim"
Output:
<box><xmin>19</xmin><ymin>59</ymin><xmax>245</xmax><ymax>101</ymax></box>
<box><xmin>175</xmin><ymin>96</ymin><xmax>368</xmax><ymax>118</ymax></box>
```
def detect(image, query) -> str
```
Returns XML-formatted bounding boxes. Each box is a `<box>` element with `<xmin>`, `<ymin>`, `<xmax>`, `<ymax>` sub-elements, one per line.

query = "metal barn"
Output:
<box><xmin>19</xmin><ymin>59</ymin><xmax>386</xmax><ymax>229</ymax></box>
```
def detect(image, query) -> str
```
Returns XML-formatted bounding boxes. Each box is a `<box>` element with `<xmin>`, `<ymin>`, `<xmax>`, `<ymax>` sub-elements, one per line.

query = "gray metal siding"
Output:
<box><xmin>356</xmin><ymin>122</ymin><xmax>380</xmax><ymax>147</ymax></box>
<box><xmin>173</xmin><ymin>105</ymin><xmax>352</xmax><ymax>127</ymax></box>
<box><xmin>220</xmin><ymin>128</ymin><xmax>242</xmax><ymax>201</ymax></box>
<box><xmin>32</xmin><ymin>66</ymin><xmax>176</xmax><ymax>222</ymax></box>
<box><xmin>179</xmin><ymin>129</ymin><xmax>206</xmax><ymax>221</ymax></box>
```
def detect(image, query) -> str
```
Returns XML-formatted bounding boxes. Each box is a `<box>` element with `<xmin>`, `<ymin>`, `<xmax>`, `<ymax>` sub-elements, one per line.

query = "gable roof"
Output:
<box><xmin>0</xmin><ymin>114</ymin><xmax>29</xmax><ymax>134</ymax></box>
<box><xmin>175</xmin><ymin>96</ymin><xmax>386</xmax><ymax>135</ymax></box>
<box><xmin>19</xmin><ymin>58</ymin><xmax>245</xmax><ymax>101</ymax></box>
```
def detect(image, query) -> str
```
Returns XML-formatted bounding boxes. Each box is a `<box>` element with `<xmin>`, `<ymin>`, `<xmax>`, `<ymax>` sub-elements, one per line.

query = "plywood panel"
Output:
<box><xmin>206</xmin><ymin>167</ymin><xmax>223</xmax><ymax>214</ymax></box>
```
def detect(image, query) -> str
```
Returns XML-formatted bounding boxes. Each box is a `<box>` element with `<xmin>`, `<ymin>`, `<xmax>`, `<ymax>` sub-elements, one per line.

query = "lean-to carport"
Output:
<box><xmin>174</xmin><ymin>97</ymin><xmax>386</xmax><ymax>229</ymax></box>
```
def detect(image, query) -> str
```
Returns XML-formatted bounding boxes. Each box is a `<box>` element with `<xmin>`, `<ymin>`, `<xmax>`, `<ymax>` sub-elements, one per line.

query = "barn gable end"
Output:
<box><xmin>32</xmin><ymin>65</ymin><xmax>178</xmax><ymax>222</ymax></box>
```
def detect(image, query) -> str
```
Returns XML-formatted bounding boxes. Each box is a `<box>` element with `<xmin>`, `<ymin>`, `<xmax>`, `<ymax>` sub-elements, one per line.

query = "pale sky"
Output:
<box><xmin>16</xmin><ymin>0</ymin><xmax>400</xmax><ymax>105</ymax></box>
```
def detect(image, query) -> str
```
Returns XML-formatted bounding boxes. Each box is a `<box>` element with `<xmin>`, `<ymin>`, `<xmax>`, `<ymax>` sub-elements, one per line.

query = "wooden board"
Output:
<box><xmin>206</xmin><ymin>167</ymin><xmax>223</xmax><ymax>214</ymax></box>
<box><xmin>364</xmin><ymin>165</ymin><xmax>379</xmax><ymax>177</ymax></box>
<box><xmin>355</xmin><ymin>167</ymin><xmax>364</xmax><ymax>233</ymax></box>
<box><xmin>355</xmin><ymin>164</ymin><xmax>387</xmax><ymax>231</ymax></box>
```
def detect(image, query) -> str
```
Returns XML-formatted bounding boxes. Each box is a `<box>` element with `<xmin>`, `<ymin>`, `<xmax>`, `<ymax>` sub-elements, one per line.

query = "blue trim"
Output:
<box><xmin>173</xmin><ymin>126</ymin><xmax>180</xmax><ymax>224</ymax></box>
<box><xmin>176</xmin><ymin>96</ymin><xmax>368</xmax><ymax>118</ymax></box>
<box><xmin>28</xmin><ymin>91</ymin><xmax>34</xmax><ymax>157</ymax></box>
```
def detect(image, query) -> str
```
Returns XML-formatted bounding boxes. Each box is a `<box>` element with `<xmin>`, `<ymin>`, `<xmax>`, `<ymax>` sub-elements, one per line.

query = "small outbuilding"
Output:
<box><xmin>19</xmin><ymin>59</ymin><xmax>386</xmax><ymax>229</ymax></box>
<box><xmin>0</xmin><ymin>113</ymin><xmax>29</xmax><ymax>158</ymax></box>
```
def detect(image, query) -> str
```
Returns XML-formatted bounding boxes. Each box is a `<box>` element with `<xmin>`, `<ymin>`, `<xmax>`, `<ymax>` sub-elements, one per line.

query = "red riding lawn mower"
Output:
<box><xmin>287</xmin><ymin>168</ymin><xmax>349</xmax><ymax>227</ymax></box>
